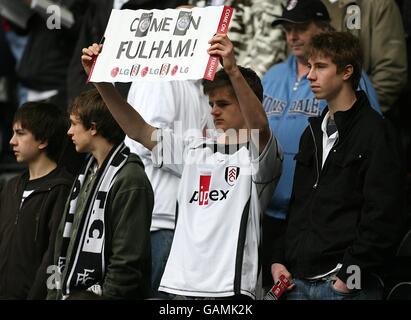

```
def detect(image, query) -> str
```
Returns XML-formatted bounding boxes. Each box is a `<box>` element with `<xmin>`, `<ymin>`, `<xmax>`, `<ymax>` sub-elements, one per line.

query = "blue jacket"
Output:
<box><xmin>262</xmin><ymin>55</ymin><xmax>381</xmax><ymax>220</ymax></box>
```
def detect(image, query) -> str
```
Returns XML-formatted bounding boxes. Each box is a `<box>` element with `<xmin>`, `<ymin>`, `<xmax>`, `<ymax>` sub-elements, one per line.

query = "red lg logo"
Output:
<box><xmin>141</xmin><ymin>67</ymin><xmax>149</xmax><ymax>77</ymax></box>
<box><xmin>171</xmin><ymin>65</ymin><xmax>178</xmax><ymax>76</ymax></box>
<box><xmin>111</xmin><ymin>67</ymin><xmax>119</xmax><ymax>78</ymax></box>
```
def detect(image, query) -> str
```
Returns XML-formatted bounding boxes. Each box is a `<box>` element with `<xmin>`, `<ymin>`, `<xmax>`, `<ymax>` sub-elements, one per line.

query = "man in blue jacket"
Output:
<box><xmin>261</xmin><ymin>0</ymin><xmax>381</xmax><ymax>289</ymax></box>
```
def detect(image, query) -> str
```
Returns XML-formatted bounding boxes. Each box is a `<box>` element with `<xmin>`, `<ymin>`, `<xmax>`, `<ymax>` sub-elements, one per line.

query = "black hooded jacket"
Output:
<box><xmin>0</xmin><ymin>167</ymin><xmax>73</xmax><ymax>299</ymax></box>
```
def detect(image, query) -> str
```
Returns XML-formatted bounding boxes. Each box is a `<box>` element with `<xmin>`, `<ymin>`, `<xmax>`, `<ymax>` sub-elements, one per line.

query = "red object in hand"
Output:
<box><xmin>264</xmin><ymin>274</ymin><xmax>292</xmax><ymax>300</ymax></box>
<box><xmin>1</xmin><ymin>19</ymin><xmax>11</xmax><ymax>32</ymax></box>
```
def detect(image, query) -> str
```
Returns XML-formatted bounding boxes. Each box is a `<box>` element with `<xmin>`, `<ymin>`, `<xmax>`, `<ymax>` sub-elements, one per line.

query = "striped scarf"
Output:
<box><xmin>57</xmin><ymin>143</ymin><xmax>129</xmax><ymax>298</ymax></box>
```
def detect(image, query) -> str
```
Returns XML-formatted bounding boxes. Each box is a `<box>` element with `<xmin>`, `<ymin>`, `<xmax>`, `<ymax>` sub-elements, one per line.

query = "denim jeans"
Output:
<box><xmin>151</xmin><ymin>229</ymin><xmax>174</xmax><ymax>299</ymax></box>
<box><xmin>286</xmin><ymin>274</ymin><xmax>384</xmax><ymax>300</ymax></box>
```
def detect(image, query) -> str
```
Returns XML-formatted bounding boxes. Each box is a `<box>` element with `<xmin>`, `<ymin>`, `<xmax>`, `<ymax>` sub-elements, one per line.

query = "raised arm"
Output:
<box><xmin>207</xmin><ymin>34</ymin><xmax>271</xmax><ymax>151</ymax></box>
<box><xmin>81</xmin><ymin>44</ymin><xmax>157</xmax><ymax>150</ymax></box>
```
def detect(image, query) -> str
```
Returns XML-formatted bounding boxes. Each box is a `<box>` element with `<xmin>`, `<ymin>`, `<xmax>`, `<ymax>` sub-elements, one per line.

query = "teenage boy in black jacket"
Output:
<box><xmin>270</xmin><ymin>32</ymin><xmax>406</xmax><ymax>300</ymax></box>
<box><xmin>0</xmin><ymin>102</ymin><xmax>73</xmax><ymax>299</ymax></box>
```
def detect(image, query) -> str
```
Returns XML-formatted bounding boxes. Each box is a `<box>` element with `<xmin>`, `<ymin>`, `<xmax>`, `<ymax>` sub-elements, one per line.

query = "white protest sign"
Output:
<box><xmin>88</xmin><ymin>6</ymin><xmax>233</xmax><ymax>82</ymax></box>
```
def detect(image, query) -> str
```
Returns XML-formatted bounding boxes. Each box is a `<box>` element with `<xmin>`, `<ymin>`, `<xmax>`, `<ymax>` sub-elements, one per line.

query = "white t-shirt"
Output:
<box><xmin>321</xmin><ymin>111</ymin><xmax>339</xmax><ymax>168</ymax></box>
<box><xmin>154</xmin><ymin>129</ymin><xmax>282</xmax><ymax>298</ymax></box>
<box><xmin>20</xmin><ymin>190</ymin><xmax>34</xmax><ymax>207</ymax></box>
<box><xmin>125</xmin><ymin>80</ymin><xmax>211</xmax><ymax>231</ymax></box>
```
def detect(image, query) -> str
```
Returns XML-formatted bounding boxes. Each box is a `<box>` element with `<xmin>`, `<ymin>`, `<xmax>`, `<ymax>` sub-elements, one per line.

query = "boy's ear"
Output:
<box><xmin>342</xmin><ymin>64</ymin><xmax>354</xmax><ymax>81</ymax></box>
<box><xmin>90</xmin><ymin>122</ymin><xmax>98</xmax><ymax>136</ymax></box>
<box><xmin>38</xmin><ymin>140</ymin><xmax>48</xmax><ymax>151</ymax></box>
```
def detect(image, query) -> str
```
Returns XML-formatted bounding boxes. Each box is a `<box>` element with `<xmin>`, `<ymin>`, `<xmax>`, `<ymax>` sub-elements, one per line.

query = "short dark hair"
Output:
<box><xmin>202</xmin><ymin>66</ymin><xmax>263</xmax><ymax>102</ymax></box>
<box><xmin>69</xmin><ymin>89</ymin><xmax>125</xmax><ymax>145</ymax></box>
<box><xmin>13</xmin><ymin>102</ymin><xmax>68</xmax><ymax>162</ymax></box>
<box><xmin>307</xmin><ymin>31</ymin><xmax>362</xmax><ymax>89</ymax></box>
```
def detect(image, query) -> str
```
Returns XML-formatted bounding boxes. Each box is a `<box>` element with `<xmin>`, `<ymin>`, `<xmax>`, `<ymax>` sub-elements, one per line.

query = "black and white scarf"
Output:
<box><xmin>58</xmin><ymin>143</ymin><xmax>129</xmax><ymax>298</ymax></box>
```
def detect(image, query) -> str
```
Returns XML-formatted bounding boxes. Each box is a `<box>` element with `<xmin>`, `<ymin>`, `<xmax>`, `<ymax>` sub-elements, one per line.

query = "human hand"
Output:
<box><xmin>81</xmin><ymin>43</ymin><xmax>103</xmax><ymax>76</ymax></box>
<box><xmin>332</xmin><ymin>277</ymin><xmax>351</xmax><ymax>293</ymax></box>
<box><xmin>207</xmin><ymin>33</ymin><xmax>238</xmax><ymax>76</ymax></box>
<box><xmin>271</xmin><ymin>263</ymin><xmax>295</xmax><ymax>291</ymax></box>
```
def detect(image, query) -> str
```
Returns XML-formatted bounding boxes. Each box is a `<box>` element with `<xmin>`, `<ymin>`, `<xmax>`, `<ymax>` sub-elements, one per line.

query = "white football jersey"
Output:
<box><xmin>125</xmin><ymin>80</ymin><xmax>211</xmax><ymax>231</ymax></box>
<box><xmin>153</xmin><ymin>129</ymin><xmax>282</xmax><ymax>298</ymax></box>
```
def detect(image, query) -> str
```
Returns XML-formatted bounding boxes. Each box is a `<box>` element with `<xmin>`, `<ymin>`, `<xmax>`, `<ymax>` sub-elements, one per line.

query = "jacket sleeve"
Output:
<box><xmin>270</xmin><ymin>219</ymin><xmax>287</xmax><ymax>266</ymax></box>
<box><xmin>270</xmin><ymin>127</ymin><xmax>311</xmax><ymax>267</ymax></box>
<box><xmin>368</xmin><ymin>0</ymin><xmax>407</xmax><ymax>112</ymax></box>
<box><xmin>337</xmin><ymin>121</ymin><xmax>407</xmax><ymax>283</ymax></box>
<box><xmin>27</xmin><ymin>184</ymin><xmax>70</xmax><ymax>299</ymax></box>
<box><xmin>102</xmin><ymin>177</ymin><xmax>153</xmax><ymax>299</ymax></box>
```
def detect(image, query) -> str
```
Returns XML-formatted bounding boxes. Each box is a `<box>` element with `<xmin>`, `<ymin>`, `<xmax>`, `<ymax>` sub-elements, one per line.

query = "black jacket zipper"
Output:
<box><xmin>309</xmin><ymin>124</ymin><xmax>320</xmax><ymax>189</ymax></box>
<box><xmin>309</xmin><ymin>123</ymin><xmax>340</xmax><ymax>190</ymax></box>
<box><xmin>14</xmin><ymin>188</ymin><xmax>51</xmax><ymax>226</ymax></box>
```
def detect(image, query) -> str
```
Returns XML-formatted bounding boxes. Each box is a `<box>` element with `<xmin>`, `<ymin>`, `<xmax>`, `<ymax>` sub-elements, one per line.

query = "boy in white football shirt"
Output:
<box><xmin>81</xmin><ymin>33</ymin><xmax>282</xmax><ymax>298</ymax></box>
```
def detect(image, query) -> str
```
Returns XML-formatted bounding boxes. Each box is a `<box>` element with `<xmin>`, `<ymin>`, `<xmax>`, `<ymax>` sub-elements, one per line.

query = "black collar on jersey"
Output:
<box><xmin>196</xmin><ymin>141</ymin><xmax>250</xmax><ymax>155</ymax></box>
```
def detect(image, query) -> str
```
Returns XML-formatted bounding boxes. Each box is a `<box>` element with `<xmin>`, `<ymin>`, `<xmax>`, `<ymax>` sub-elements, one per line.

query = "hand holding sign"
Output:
<box><xmin>82</xmin><ymin>44</ymin><xmax>103</xmax><ymax>78</ymax></box>
<box><xmin>208</xmin><ymin>33</ymin><xmax>237</xmax><ymax>76</ymax></box>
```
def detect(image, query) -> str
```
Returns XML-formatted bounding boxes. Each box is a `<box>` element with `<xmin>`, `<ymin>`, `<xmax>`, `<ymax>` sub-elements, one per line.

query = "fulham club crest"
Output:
<box><xmin>225</xmin><ymin>166</ymin><xmax>240</xmax><ymax>186</ymax></box>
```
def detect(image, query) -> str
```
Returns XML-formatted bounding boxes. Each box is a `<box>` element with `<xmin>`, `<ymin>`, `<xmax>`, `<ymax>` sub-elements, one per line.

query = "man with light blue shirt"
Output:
<box><xmin>261</xmin><ymin>0</ymin><xmax>381</xmax><ymax>289</ymax></box>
